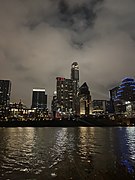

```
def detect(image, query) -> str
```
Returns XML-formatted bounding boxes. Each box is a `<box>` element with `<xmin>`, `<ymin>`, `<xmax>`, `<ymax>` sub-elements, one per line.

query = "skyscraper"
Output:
<box><xmin>79</xmin><ymin>82</ymin><xmax>91</xmax><ymax>115</ymax></box>
<box><xmin>32</xmin><ymin>88</ymin><xmax>47</xmax><ymax>110</ymax></box>
<box><xmin>56</xmin><ymin>77</ymin><xmax>73</xmax><ymax>112</ymax></box>
<box><xmin>71</xmin><ymin>62</ymin><xmax>79</xmax><ymax>114</ymax></box>
<box><xmin>0</xmin><ymin>80</ymin><xmax>11</xmax><ymax>107</ymax></box>
<box><xmin>116</xmin><ymin>77</ymin><xmax>135</xmax><ymax>101</ymax></box>
<box><xmin>55</xmin><ymin>62</ymin><xmax>80</xmax><ymax>115</ymax></box>
<box><xmin>51</xmin><ymin>91</ymin><xmax>57</xmax><ymax>118</ymax></box>
<box><xmin>109</xmin><ymin>86</ymin><xmax>119</xmax><ymax>113</ymax></box>
<box><xmin>71</xmin><ymin>62</ymin><xmax>79</xmax><ymax>94</ymax></box>
<box><xmin>110</xmin><ymin>77</ymin><xmax>135</xmax><ymax>115</ymax></box>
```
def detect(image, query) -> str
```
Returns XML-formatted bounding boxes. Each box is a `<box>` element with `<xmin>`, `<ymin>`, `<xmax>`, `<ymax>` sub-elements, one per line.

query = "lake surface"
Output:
<box><xmin>0</xmin><ymin>127</ymin><xmax>135</xmax><ymax>179</ymax></box>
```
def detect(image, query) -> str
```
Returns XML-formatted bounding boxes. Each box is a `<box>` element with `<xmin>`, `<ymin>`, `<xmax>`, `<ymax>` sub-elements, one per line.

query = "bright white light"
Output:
<box><xmin>54</xmin><ymin>91</ymin><xmax>57</xmax><ymax>95</ymax></box>
<box><xmin>125</xmin><ymin>101</ymin><xmax>131</xmax><ymax>104</ymax></box>
<box><xmin>33</xmin><ymin>88</ymin><xmax>45</xmax><ymax>92</ymax></box>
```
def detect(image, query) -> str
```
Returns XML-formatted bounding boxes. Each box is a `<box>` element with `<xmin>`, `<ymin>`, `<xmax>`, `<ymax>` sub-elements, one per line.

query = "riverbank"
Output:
<box><xmin>0</xmin><ymin>117</ymin><xmax>133</xmax><ymax>127</ymax></box>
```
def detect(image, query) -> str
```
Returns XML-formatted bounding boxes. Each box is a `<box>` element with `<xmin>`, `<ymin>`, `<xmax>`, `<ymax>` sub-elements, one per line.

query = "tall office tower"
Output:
<box><xmin>109</xmin><ymin>86</ymin><xmax>119</xmax><ymax>113</ymax></box>
<box><xmin>79</xmin><ymin>82</ymin><xmax>91</xmax><ymax>115</ymax></box>
<box><xmin>56</xmin><ymin>77</ymin><xmax>73</xmax><ymax>112</ymax></box>
<box><xmin>110</xmin><ymin>87</ymin><xmax>119</xmax><ymax>101</ymax></box>
<box><xmin>32</xmin><ymin>88</ymin><xmax>47</xmax><ymax>110</ymax></box>
<box><xmin>71</xmin><ymin>62</ymin><xmax>79</xmax><ymax>114</ymax></box>
<box><xmin>65</xmin><ymin>78</ymin><xmax>74</xmax><ymax>112</ymax></box>
<box><xmin>0</xmin><ymin>80</ymin><xmax>11</xmax><ymax>107</ymax></box>
<box><xmin>71</xmin><ymin>62</ymin><xmax>79</xmax><ymax>93</ymax></box>
<box><xmin>56</xmin><ymin>77</ymin><xmax>65</xmax><ymax>112</ymax></box>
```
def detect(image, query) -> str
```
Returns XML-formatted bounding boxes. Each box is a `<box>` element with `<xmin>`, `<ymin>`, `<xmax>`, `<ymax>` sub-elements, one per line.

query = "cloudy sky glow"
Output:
<box><xmin>0</xmin><ymin>0</ymin><xmax>135</xmax><ymax>107</ymax></box>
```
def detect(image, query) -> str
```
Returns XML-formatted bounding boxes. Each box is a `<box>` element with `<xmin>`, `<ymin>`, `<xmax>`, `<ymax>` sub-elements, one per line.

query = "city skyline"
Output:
<box><xmin>1</xmin><ymin>0</ymin><xmax>135</xmax><ymax>107</ymax></box>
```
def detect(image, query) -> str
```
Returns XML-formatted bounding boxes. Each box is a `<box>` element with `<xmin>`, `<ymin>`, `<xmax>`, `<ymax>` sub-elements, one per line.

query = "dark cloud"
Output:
<box><xmin>58</xmin><ymin>0</ymin><xmax>97</xmax><ymax>29</ymax></box>
<box><xmin>0</xmin><ymin>0</ymin><xmax>135</xmax><ymax>107</ymax></box>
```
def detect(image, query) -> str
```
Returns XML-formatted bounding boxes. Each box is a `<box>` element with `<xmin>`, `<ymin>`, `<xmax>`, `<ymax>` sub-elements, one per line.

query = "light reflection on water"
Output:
<box><xmin>0</xmin><ymin>127</ymin><xmax>135</xmax><ymax>179</ymax></box>
<box><xmin>126</xmin><ymin>128</ymin><xmax>135</xmax><ymax>161</ymax></box>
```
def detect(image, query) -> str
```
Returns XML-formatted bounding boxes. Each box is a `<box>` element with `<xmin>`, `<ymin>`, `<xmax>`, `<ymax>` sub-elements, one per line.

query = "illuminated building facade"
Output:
<box><xmin>71</xmin><ymin>62</ymin><xmax>79</xmax><ymax>94</ymax></box>
<box><xmin>0</xmin><ymin>80</ymin><xmax>11</xmax><ymax>107</ymax></box>
<box><xmin>55</xmin><ymin>62</ymin><xmax>80</xmax><ymax>115</ymax></box>
<box><xmin>56</xmin><ymin>77</ymin><xmax>73</xmax><ymax>112</ymax></box>
<box><xmin>79</xmin><ymin>82</ymin><xmax>91</xmax><ymax>115</ymax></box>
<box><xmin>110</xmin><ymin>77</ymin><xmax>135</xmax><ymax>116</ymax></box>
<box><xmin>92</xmin><ymin>100</ymin><xmax>108</xmax><ymax>114</ymax></box>
<box><xmin>32</xmin><ymin>88</ymin><xmax>47</xmax><ymax>110</ymax></box>
<box><xmin>116</xmin><ymin>77</ymin><xmax>135</xmax><ymax>101</ymax></box>
<box><xmin>71</xmin><ymin>62</ymin><xmax>79</xmax><ymax>114</ymax></box>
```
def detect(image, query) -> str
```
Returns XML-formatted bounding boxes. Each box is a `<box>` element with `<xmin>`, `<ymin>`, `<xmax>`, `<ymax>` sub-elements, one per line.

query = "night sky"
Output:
<box><xmin>0</xmin><ymin>0</ymin><xmax>135</xmax><ymax>107</ymax></box>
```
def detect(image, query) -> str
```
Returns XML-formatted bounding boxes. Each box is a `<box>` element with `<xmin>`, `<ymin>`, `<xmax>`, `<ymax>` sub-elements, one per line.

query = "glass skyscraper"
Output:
<box><xmin>71</xmin><ymin>62</ymin><xmax>79</xmax><ymax>114</ymax></box>
<box><xmin>110</xmin><ymin>77</ymin><xmax>135</xmax><ymax>115</ymax></box>
<box><xmin>79</xmin><ymin>82</ymin><xmax>91</xmax><ymax>115</ymax></box>
<box><xmin>0</xmin><ymin>80</ymin><xmax>11</xmax><ymax>107</ymax></box>
<box><xmin>32</xmin><ymin>89</ymin><xmax>47</xmax><ymax>110</ymax></box>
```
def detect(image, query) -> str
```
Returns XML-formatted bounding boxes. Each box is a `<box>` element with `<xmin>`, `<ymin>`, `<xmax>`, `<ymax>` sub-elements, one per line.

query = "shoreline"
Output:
<box><xmin>0</xmin><ymin>118</ymin><xmax>134</xmax><ymax>127</ymax></box>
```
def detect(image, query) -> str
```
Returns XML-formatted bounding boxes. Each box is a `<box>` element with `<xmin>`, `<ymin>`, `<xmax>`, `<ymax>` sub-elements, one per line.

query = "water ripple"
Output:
<box><xmin>0</xmin><ymin>127</ymin><xmax>135</xmax><ymax>179</ymax></box>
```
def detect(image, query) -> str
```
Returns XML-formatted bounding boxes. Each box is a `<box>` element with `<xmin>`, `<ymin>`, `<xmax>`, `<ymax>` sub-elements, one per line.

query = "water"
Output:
<box><xmin>0</xmin><ymin>127</ymin><xmax>135</xmax><ymax>179</ymax></box>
